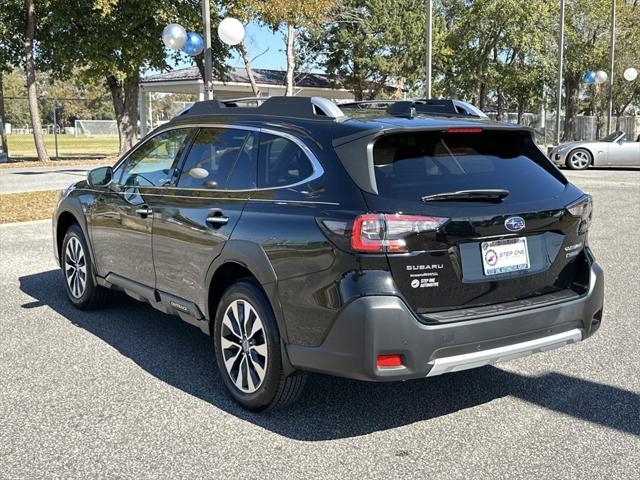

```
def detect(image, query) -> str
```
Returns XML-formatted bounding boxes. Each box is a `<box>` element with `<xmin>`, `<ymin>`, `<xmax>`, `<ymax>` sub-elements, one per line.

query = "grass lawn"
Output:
<box><xmin>0</xmin><ymin>190</ymin><xmax>60</xmax><ymax>223</ymax></box>
<box><xmin>5</xmin><ymin>134</ymin><xmax>119</xmax><ymax>161</ymax></box>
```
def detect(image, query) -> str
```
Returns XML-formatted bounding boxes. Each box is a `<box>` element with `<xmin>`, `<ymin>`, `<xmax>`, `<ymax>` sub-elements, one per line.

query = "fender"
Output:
<box><xmin>54</xmin><ymin>196</ymin><xmax>99</xmax><ymax>284</ymax></box>
<box><xmin>204</xmin><ymin>239</ymin><xmax>289</xmax><ymax>343</ymax></box>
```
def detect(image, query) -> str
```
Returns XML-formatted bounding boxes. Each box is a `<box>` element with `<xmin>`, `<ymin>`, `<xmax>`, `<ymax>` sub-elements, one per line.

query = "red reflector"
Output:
<box><xmin>445</xmin><ymin>127</ymin><xmax>483</xmax><ymax>133</ymax></box>
<box><xmin>377</xmin><ymin>354</ymin><xmax>403</xmax><ymax>367</ymax></box>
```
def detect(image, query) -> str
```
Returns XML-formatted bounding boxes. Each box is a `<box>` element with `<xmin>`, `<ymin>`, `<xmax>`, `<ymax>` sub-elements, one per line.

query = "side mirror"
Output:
<box><xmin>87</xmin><ymin>166</ymin><xmax>113</xmax><ymax>187</ymax></box>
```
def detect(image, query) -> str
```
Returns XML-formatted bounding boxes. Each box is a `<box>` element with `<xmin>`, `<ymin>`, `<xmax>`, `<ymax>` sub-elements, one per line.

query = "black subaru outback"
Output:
<box><xmin>53</xmin><ymin>97</ymin><xmax>604</xmax><ymax>411</ymax></box>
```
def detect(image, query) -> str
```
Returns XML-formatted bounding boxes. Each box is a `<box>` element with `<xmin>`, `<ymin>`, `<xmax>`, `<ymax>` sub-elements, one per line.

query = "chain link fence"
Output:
<box><xmin>487</xmin><ymin>112</ymin><xmax>640</xmax><ymax>145</ymax></box>
<box><xmin>2</xmin><ymin>96</ymin><xmax>119</xmax><ymax>162</ymax></box>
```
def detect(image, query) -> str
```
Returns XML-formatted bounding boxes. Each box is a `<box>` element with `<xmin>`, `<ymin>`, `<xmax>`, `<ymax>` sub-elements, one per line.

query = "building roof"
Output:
<box><xmin>142</xmin><ymin>66</ymin><xmax>341</xmax><ymax>89</ymax></box>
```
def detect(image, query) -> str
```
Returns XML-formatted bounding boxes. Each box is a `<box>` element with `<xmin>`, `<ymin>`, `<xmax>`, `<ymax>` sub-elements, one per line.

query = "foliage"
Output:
<box><xmin>0</xmin><ymin>0</ymin><xmax>25</xmax><ymax>74</ymax></box>
<box><xmin>2</xmin><ymin>0</ymin><xmax>639</xmax><ymax>149</ymax></box>
<box><xmin>307</xmin><ymin>0</ymin><xmax>425</xmax><ymax>100</ymax></box>
<box><xmin>226</xmin><ymin>0</ymin><xmax>336</xmax><ymax>95</ymax></box>
<box><xmin>2</xmin><ymin>70</ymin><xmax>115</xmax><ymax>128</ymax></box>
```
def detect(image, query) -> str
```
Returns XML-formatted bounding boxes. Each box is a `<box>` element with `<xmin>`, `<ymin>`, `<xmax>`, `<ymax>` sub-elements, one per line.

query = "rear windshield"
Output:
<box><xmin>372</xmin><ymin>130</ymin><xmax>565</xmax><ymax>202</ymax></box>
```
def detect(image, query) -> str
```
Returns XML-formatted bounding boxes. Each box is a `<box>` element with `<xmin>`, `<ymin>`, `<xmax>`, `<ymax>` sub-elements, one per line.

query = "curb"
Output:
<box><xmin>0</xmin><ymin>219</ymin><xmax>50</xmax><ymax>228</ymax></box>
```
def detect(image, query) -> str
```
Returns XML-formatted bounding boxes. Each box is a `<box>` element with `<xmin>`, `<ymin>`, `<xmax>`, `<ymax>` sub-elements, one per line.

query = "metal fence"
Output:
<box><xmin>2</xmin><ymin>96</ymin><xmax>119</xmax><ymax>161</ymax></box>
<box><xmin>487</xmin><ymin>113</ymin><xmax>640</xmax><ymax>144</ymax></box>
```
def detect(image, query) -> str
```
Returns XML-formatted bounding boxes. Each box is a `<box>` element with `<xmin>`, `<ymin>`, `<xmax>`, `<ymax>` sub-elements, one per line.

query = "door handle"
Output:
<box><xmin>206</xmin><ymin>209</ymin><xmax>229</xmax><ymax>227</ymax></box>
<box><xmin>135</xmin><ymin>207</ymin><xmax>153</xmax><ymax>217</ymax></box>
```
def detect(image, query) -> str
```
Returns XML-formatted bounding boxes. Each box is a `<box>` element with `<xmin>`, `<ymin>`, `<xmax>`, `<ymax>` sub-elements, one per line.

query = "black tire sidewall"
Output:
<box><xmin>61</xmin><ymin>225</ymin><xmax>98</xmax><ymax>309</ymax></box>
<box><xmin>213</xmin><ymin>280</ymin><xmax>283</xmax><ymax>411</ymax></box>
<box><xmin>566</xmin><ymin>149</ymin><xmax>591</xmax><ymax>170</ymax></box>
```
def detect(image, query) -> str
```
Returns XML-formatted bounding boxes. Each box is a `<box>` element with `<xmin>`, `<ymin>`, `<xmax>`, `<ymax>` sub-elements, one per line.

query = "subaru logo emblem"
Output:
<box><xmin>505</xmin><ymin>216</ymin><xmax>525</xmax><ymax>232</ymax></box>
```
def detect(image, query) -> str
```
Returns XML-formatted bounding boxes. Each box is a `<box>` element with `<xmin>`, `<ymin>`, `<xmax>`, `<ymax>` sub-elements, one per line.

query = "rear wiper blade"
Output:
<box><xmin>421</xmin><ymin>189</ymin><xmax>510</xmax><ymax>202</ymax></box>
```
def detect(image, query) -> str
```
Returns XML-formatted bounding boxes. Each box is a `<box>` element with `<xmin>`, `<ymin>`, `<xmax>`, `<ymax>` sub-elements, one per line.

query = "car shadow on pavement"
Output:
<box><xmin>19</xmin><ymin>269</ymin><xmax>640</xmax><ymax>441</ymax></box>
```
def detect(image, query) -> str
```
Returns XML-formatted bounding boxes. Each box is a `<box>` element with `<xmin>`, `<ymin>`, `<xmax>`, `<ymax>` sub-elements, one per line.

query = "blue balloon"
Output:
<box><xmin>183</xmin><ymin>32</ymin><xmax>204</xmax><ymax>56</ymax></box>
<box><xmin>583</xmin><ymin>70</ymin><xmax>596</xmax><ymax>84</ymax></box>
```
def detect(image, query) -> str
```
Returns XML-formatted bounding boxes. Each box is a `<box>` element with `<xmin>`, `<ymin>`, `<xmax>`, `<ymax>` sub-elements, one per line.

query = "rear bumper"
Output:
<box><xmin>286</xmin><ymin>262</ymin><xmax>604</xmax><ymax>381</ymax></box>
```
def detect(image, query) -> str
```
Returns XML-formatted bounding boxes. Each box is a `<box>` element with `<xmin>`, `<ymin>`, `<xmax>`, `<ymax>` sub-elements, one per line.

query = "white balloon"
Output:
<box><xmin>594</xmin><ymin>70</ymin><xmax>608</xmax><ymax>84</ymax></box>
<box><xmin>623</xmin><ymin>67</ymin><xmax>638</xmax><ymax>82</ymax></box>
<box><xmin>162</xmin><ymin>23</ymin><xmax>187</xmax><ymax>50</ymax></box>
<box><xmin>217</xmin><ymin>17</ymin><xmax>245</xmax><ymax>46</ymax></box>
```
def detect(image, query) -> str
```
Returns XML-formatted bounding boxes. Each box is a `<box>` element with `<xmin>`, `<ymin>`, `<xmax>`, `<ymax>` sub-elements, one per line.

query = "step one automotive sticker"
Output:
<box><xmin>407</xmin><ymin>264</ymin><xmax>443</xmax><ymax>288</ymax></box>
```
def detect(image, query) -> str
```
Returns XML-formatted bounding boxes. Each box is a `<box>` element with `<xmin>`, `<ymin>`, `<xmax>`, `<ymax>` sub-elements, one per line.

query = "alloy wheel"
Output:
<box><xmin>65</xmin><ymin>237</ymin><xmax>87</xmax><ymax>298</ymax></box>
<box><xmin>220</xmin><ymin>299</ymin><xmax>268</xmax><ymax>393</ymax></box>
<box><xmin>569</xmin><ymin>150</ymin><xmax>590</xmax><ymax>169</ymax></box>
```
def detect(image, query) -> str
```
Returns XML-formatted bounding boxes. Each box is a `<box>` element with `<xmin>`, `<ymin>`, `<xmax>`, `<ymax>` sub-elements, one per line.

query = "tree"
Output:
<box><xmin>1</xmin><ymin>0</ymin><xmax>51</xmax><ymax>161</ymax></box>
<box><xmin>436</xmin><ymin>0</ymin><xmax>552</xmax><ymax>113</ymax></box>
<box><xmin>560</xmin><ymin>0</ymin><xmax>610</xmax><ymax>140</ymax></box>
<box><xmin>310</xmin><ymin>0</ymin><xmax>424</xmax><ymax>100</ymax></box>
<box><xmin>40</xmin><ymin>0</ymin><xmax>229</xmax><ymax>155</ymax></box>
<box><xmin>0</xmin><ymin>3</ymin><xmax>20</xmax><ymax>159</ymax></box>
<box><xmin>232</xmin><ymin>1</ymin><xmax>335</xmax><ymax>96</ymax></box>
<box><xmin>609</xmin><ymin>1</ymin><xmax>640</xmax><ymax>126</ymax></box>
<box><xmin>23</xmin><ymin>0</ymin><xmax>50</xmax><ymax>161</ymax></box>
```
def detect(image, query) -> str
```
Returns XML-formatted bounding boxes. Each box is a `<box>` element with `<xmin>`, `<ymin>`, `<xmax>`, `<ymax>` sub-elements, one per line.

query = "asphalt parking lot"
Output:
<box><xmin>0</xmin><ymin>165</ymin><xmax>94</xmax><ymax>193</ymax></box>
<box><xmin>1</xmin><ymin>169</ymin><xmax>639</xmax><ymax>479</ymax></box>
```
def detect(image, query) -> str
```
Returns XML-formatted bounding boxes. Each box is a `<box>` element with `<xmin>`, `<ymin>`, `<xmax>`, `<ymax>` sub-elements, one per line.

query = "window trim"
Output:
<box><xmin>112</xmin><ymin>123</ymin><xmax>324</xmax><ymax>193</ymax></box>
<box><xmin>113</xmin><ymin>127</ymin><xmax>194</xmax><ymax>188</ymax></box>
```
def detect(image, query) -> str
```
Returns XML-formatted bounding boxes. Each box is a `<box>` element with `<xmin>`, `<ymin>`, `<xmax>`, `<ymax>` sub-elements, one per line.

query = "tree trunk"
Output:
<box><xmin>517</xmin><ymin>99</ymin><xmax>525</xmax><ymax>125</ymax></box>
<box><xmin>107</xmin><ymin>73</ymin><xmax>139</xmax><ymax>155</ymax></box>
<box><xmin>238</xmin><ymin>42</ymin><xmax>261</xmax><ymax>97</ymax></box>
<box><xmin>0</xmin><ymin>72</ymin><xmax>9</xmax><ymax>160</ymax></box>
<box><xmin>496</xmin><ymin>87</ymin><xmax>503</xmax><ymax>121</ymax></box>
<box><xmin>285</xmin><ymin>24</ymin><xmax>296</xmax><ymax>96</ymax></box>
<box><xmin>477</xmin><ymin>80</ymin><xmax>486</xmax><ymax>110</ymax></box>
<box><xmin>24</xmin><ymin>0</ymin><xmax>49</xmax><ymax>162</ymax></box>
<box><xmin>562</xmin><ymin>73</ymin><xmax>580</xmax><ymax>141</ymax></box>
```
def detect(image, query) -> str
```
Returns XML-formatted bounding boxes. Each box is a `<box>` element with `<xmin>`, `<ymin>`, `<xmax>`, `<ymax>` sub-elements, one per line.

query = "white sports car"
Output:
<box><xmin>549</xmin><ymin>131</ymin><xmax>640</xmax><ymax>170</ymax></box>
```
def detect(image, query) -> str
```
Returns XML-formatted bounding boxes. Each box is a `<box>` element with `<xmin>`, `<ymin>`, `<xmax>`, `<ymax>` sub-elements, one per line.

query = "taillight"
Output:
<box><xmin>351</xmin><ymin>213</ymin><xmax>448</xmax><ymax>253</ymax></box>
<box><xmin>567</xmin><ymin>195</ymin><xmax>593</xmax><ymax>235</ymax></box>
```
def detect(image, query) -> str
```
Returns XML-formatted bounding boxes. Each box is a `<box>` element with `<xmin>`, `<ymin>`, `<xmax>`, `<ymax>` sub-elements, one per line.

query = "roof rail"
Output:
<box><xmin>182</xmin><ymin>96</ymin><xmax>345</xmax><ymax>120</ymax></box>
<box><xmin>339</xmin><ymin>98</ymin><xmax>487</xmax><ymax>119</ymax></box>
<box><xmin>338</xmin><ymin>100</ymin><xmax>396</xmax><ymax>110</ymax></box>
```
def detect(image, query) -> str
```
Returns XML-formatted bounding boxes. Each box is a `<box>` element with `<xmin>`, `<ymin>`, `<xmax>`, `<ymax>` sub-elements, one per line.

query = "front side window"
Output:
<box><xmin>177</xmin><ymin>128</ymin><xmax>256</xmax><ymax>189</ymax></box>
<box><xmin>119</xmin><ymin>129</ymin><xmax>190</xmax><ymax>187</ymax></box>
<box><xmin>257</xmin><ymin>133</ymin><xmax>314</xmax><ymax>188</ymax></box>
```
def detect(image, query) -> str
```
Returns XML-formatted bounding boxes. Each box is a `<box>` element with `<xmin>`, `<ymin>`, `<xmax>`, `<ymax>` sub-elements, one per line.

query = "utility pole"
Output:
<box><xmin>202</xmin><ymin>0</ymin><xmax>214</xmax><ymax>100</ymax></box>
<box><xmin>425</xmin><ymin>0</ymin><xmax>433</xmax><ymax>99</ymax></box>
<box><xmin>555</xmin><ymin>0</ymin><xmax>565</xmax><ymax>145</ymax></box>
<box><xmin>52</xmin><ymin>98</ymin><xmax>59</xmax><ymax>159</ymax></box>
<box><xmin>607</xmin><ymin>0</ymin><xmax>616</xmax><ymax>134</ymax></box>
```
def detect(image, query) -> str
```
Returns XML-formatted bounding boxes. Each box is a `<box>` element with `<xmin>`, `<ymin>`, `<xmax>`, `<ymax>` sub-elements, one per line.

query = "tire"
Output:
<box><xmin>566</xmin><ymin>148</ymin><xmax>592</xmax><ymax>170</ymax></box>
<box><xmin>61</xmin><ymin>224</ymin><xmax>110</xmax><ymax>310</ymax></box>
<box><xmin>213</xmin><ymin>280</ymin><xmax>306</xmax><ymax>411</ymax></box>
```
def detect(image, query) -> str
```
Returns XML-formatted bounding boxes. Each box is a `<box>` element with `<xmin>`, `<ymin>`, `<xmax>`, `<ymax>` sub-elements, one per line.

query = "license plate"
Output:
<box><xmin>481</xmin><ymin>237</ymin><xmax>530</xmax><ymax>276</ymax></box>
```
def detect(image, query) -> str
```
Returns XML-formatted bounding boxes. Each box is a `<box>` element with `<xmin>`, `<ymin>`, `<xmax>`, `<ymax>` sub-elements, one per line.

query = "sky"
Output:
<box><xmin>167</xmin><ymin>22</ymin><xmax>312</xmax><ymax>75</ymax></box>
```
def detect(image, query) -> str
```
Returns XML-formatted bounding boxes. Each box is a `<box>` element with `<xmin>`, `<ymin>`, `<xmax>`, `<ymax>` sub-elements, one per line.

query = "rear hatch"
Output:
<box><xmin>343</xmin><ymin>127</ymin><xmax>592</xmax><ymax>318</ymax></box>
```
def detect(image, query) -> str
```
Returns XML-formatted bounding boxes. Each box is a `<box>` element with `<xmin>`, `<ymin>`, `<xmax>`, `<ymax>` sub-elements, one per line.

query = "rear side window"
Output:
<box><xmin>178</xmin><ymin>128</ymin><xmax>255</xmax><ymax>189</ymax></box>
<box><xmin>372</xmin><ymin>130</ymin><xmax>565</xmax><ymax>202</ymax></box>
<box><xmin>257</xmin><ymin>133</ymin><xmax>314</xmax><ymax>188</ymax></box>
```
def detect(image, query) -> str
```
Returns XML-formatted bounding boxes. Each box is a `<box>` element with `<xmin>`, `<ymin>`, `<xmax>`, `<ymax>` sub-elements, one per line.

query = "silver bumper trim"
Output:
<box><xmin>426</xmin><ymin>328</ymin><xmax>583</xmax><ymax>377</ymax></box>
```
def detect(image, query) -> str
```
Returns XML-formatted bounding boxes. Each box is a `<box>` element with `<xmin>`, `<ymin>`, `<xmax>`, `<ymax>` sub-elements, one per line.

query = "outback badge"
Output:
<box><xmin>504</xmin><ymin>216</ymin><xmax>525</xmax><ymax>232</ymax></box>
